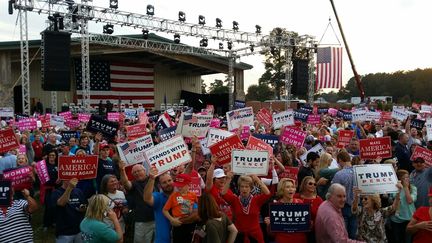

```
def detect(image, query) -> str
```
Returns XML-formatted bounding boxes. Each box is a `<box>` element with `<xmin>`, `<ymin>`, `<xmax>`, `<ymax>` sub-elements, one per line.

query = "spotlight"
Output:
<box><xmin>53</xmin><ymin>13</ymin><xmax>64</xmax><ymax>30</ymax></box>
<box><xmin>255</xmin><ymin>25</ymin><xmax>261</xmax><ymax>34</ymax></box>
<box><xmin>103</xmin><ymin>24</ymin><xmax>114</xmax><ymax>34</ymax></box>
<box><xmin>219</xmin><ymin>42</ymin><xmax>224</xmax><ymax>50</ymax></box>
<box><xmin>174</xmin><ymin>33</ymin><xmax>180</xmax><ymax>44</ymax></box>
<box><xmin>146</xmin><ymin>5</ymin><xmax>154</xmax><ymax>16</ymax></box>
<box><xmin>198</xmin><ymin>15</ymin><xmax>206</xmax><ymax>25</ymax></box>
<box><xmin>232</xmin><ymin>21</ymin><xmax>239</xmax><ymax>31</ymax></box>
<box><xmin>216</xmin><ymin>18</ymin><xmax>222</xmax><ymax>28</ymax></box>
<box><xmin>227</xmin><ymin>41</ymin><xmax>233</xmax><ymax>50</ymax></box>
<box><xmin>109</xmin><ymin>0</ymin><xmax>118</xmax><ymax>9</ymax></box>
<box><xmin>250</xmin><ymin>44</ymin><xmax>254</xmax><ymax>52</ymax></box>
<box><xmin>199</xmin><ymin>38</ymin><xmax>208</xmax><ymax>47</ymax></box>
<box><xmin>314</xmin><ymin>44</ymin><xmax>318</xmax><ymax>53</ymax></box>
<box><xmin>8</xmin><ymin>0</ymin><xmax>14</xmax><ymax>15</ymax></box>
<box><xmin>48</xmin><ymin>15</ymin><xmax>59</xmax><ymax>31</ymax></box>
<box><xmin>178</xmin><ymin>11</ymin><xmax>186</xmax><ymax>22</ymax></box>
<box><xmin>142</xmin><ymin>29</ymin><xmax>149</xmax><ymax>39</ymax></box>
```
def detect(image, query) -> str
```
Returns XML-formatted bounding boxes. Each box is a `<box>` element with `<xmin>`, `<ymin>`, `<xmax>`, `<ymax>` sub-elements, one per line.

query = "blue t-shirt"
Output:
<box><xmin>153</xmin><ymin>192</ymin><xmax>171</xmax><ymax>243</ymax></box>
<box><xmin>96</xmin><ymin>158</ymin><xmax>115</xmax><ymax>191</ymax></box>
<box><xmin>80</xmin><ymin>218</ymin><xmax>119</xmax><ymax>243</ymax></box>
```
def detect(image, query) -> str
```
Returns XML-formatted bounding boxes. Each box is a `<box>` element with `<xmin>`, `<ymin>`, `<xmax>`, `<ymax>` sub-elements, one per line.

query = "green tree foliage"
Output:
<box><xmin>209</xmin><ymin>79</ymin><xmax>229</xmax><ymax>94</ymax></box>
<box><xmin>340</xmin><ymin>68</ymin><xmax>432</xmax><ymax>104</ymax></box>
<box><xmin>201</xmin><ymin>80</ymin><xmax>207</xmax><ymax>94</ymax></box>
<box><xmin>245</xmin><ymin>84</ymin><xmax>274</xmax><ymax>101</ymax></box>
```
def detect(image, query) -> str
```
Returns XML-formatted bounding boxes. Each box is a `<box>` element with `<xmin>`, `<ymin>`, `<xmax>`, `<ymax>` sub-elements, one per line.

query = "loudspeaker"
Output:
<box><xmin>41</xmin><ymin>31</ymin><xmax>71</xmax><ymax>91</ymax></box>
<box><xmin>292</xmin><ymin>59</ymin><xmax>309</xmax><ymax>96</ymax></box>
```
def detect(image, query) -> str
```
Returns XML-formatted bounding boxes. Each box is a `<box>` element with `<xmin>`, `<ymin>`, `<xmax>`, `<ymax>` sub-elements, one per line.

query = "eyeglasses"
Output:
<box><xmin>308</xmin><ymin>182</ymin><xmax>316</xmax><ymax>186</ymax></box>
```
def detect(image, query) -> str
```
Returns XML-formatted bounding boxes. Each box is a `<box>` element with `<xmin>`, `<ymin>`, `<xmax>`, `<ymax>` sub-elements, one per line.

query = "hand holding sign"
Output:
<box><xmin>149</xmin><ymin>167</ymin><xmax>158</xmax><ymax>179</ymax></box>
<box><xmin>22</xmin><ymin>188</ymin><xmax>30</xmax><ymax>198</ymax></box>
<box><xmin>69</xmin><ymin>178</ymin><xmax>78</xmax><ymax>189</ymax></box>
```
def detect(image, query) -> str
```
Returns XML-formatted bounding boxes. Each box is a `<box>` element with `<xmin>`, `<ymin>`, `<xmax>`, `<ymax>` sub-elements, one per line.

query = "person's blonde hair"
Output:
<box><xmin>237</xmin><ymin>175</ymin><xmax>254</xmax><ymax>190</ymax></box>
<box><xmin>299</xmin><ymin>176</ymin><xmax>317</xmax><ymax>196</ymax></box>
<box><xmin>85</xmin><ymin>194</ymin><xmax>110</xmax><ymax>221</ymax></box>
<box><xmin>276</xmin><ymin>178</ymin><xmax>296</xmax><ymax>198</ymax></box>
<box><xmin>367</xmin><ymin>194</ymin><xmax>381</xmax><ymax>210</ymax></box>
<box><xmin>316</xmin><ymin>152</ymin><xmax>332</xmax><ymax>178</ymax></box>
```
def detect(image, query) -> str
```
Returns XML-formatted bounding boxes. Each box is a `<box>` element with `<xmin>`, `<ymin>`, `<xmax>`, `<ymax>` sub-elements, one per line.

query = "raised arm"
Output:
<box><xmin>252</xmin><ymin>174</ymin><xmax>270</xmax><ymax>195</ymax></box>
<box><xmin>119</xmin><ymin>160</ymin><xmax>132</xmax><ymax>190</ymax></box>
<box><xmin>205</xmin><ymin>155</ymin><xmax>218</xmax><ymax>191</ymax></box>
<box><xmin>185</xmin><ymin>136</ymin><xmax>199</xmax><ymax>174</ymax></box>
<box><xmin>143</xmin><ymin>167</ymin><xmax>158</xmax><ymax>206</ymax></box>
<box><xmin>22</xmin><ymin>188</ymin><xmax>38</xmax><ymax>214</ymax></box>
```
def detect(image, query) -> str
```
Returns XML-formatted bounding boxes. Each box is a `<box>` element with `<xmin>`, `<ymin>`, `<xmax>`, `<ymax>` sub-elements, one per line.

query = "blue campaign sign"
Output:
<box><xmin>294</xmin><ymin>110</ymin><xmax>309</xmax><ymax>122</ymax></box>
<box><xmin>158</xmin><ymin>126</ymin><xmax>177</xmax><ymax>141</ymax></box>
<box><xmin>252</xmin><ymin>133</ymin><xmax>279</xmax><ymax>149</ymax></box>
<box><xmin>269</xmin><ymin>203</ymin><xmax>311</xmax><ymax>233</ymax></box>
<box><xmin>0</xmin><ymin>180</ymin><xmax>12</xmax><ymax>208</ymax></box>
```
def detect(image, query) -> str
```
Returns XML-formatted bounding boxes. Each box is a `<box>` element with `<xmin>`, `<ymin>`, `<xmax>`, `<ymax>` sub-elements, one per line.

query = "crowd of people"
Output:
<box><xmin>0</xmin><ymin>103</ymin><xmax>432</xmax><ymax>243</ymax></box>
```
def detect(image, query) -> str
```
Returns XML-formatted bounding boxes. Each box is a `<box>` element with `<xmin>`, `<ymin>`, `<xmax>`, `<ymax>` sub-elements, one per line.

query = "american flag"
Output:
<box><xmin>75</xmin><ymin>60</ymin><xmax>154</xmax><ymax>108</ymax></box>
<box><xmin>316</xmin><ymin>47</ymin><xmax>342</xmax><ymax>90</ymax></box>
<box><xmin>120</xmin><ymin>142</ymin><xmax>137</xmax><ymax>155</ymax></box>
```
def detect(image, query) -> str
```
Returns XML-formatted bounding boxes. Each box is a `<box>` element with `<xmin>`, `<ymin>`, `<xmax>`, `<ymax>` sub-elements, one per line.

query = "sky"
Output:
<box><xmin>1</xmin><ymin>0</ymin><xmax>431</xmax><ymax>94</ymax></box>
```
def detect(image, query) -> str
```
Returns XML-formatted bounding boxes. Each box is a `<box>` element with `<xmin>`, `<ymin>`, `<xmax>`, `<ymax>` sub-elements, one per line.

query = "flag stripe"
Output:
<box><xmin>77</xmin><ymin>97</ymin><xmax>155</xmax><ymax>105</ymax></box>
<box><xmin>110</xmin><ymin>74</ymin><xmax>154</xmax><ymax>80</ymax></box>
<box><xmin>110</xmin><ymin>78</ymin><xmax>154</xmax><ymax>84</ymax></box>
<box><xmin>111</xmin><ymin>83</ymin><xmax>154</xmax><ymax>88</ymax></box>
<box><xmin>316</xmin><ymin>47</ymin><xmax>342</xmax><ymax>90</ymax></box>
<box><xmin>110</xmin><ymin>70</ymin><xmax>154</xmax><ymax>76</ymax></box>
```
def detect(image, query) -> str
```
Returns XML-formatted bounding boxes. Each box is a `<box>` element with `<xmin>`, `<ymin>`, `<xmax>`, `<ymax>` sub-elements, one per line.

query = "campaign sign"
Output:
<box><xmin>256</xmin><ymin>108</ymin><xmax>273</xmax><ymax>128</ymax></box>
<box><xmin>78</xmin><ymin>113</ymin><xmax>91</xmax><ymax>122</ymax></box>
<box><xmin>359</xmin><ymin>136</ymin><xmax>392</xmax><ymax>160</ymax></box>
<box><xmin>3</xmin><ymin>166</ymin><xmax>33</xmax><ymax>190</ymax></box>
<box><xmin>252</xmin><ymin>134</ymin><xmax>279</xmax><ymax>149</ymax></box>
<box><xmin>294</xmin><ymin>111</ymin><xmax>308</xmax><ymax>122</ymax></box>
<box><xmin>269</xmin><ymin>203</ymin><xmax>311</xmax><ymax>233</ymax></box>
<box><xmin>17</xmin><ymin>118</ymin><xmax>37</xmax><ymax>131</ymax></box>
<box><xmin>158</xmin><ymin>126</ymin><xmax>177</xmax><ymax>142</ymax></box>
<box><xmin>246</xmin><ymin>136</ymin><xmax>273</xmax><ymax>155</ymax></box>
<box><xmin>410</xmin><ymin>119</ymin><xmax>425</xmax><ymax>130</ymax></box>
<box><xmin>231</xmin><ymin>149</ymin><xmax>269</xmax><ymax>176</ymax></box>
<box><xmin>59</xmin><ymin>111</ymin><xmax>73</xmax><ymax>121</ymax></box>
<box><xmin>0</xmin><ymin>128</ymin><xmax>20</xmax><ymax>153</ymax></box>
<box><xmin>124</xmin><ymin>108</ymin><xmax>137</xmax><ymax>119</ymax></box>
<box><xmin>138</xmin><ymin>112</ymin><xmax>149</xmax><ymax>125</ymax></box>
<box><xmin>352</xmin><ymin>110</ymin><xmax>367</xmax><ymax>122</ymax></box>
<box><xmin>40</xmin><ymin>116</ymin><xmax>51</xmax><ymax>129</ymax></box>
<box><xmin>421</xmin><ymin>105</ymin><xmax>432</xmax><ymax>113</ymax></box>
<box><xmin>328</xmin><ymin>108</ymin><xmax>338</xmax><ymax>116</ymax></box>
<box><xmin>392</xmin><ymin>107</ymin><xmax>408</xmax><ymax>121</ymax></box>
<box><xmin>209</xmin><ymin>135</ymin><xmax>245</xmax><ymax>165</ymax></box>
<box><xmin>273</xmin><ymin>110</ymin><xmax>294</xmax><ymax>129</ymax></box>
<box><xmin>426</xmin><ymin>119</ymin><xmax>432</xmax><ymax>141</ymax></box>
<box><xmin>206</xmin><ymin>128</ymin><xmax>234</xmax><ymax>148</ymax></box>
<box><xmin>126</xmin><ymin>124</ymin><xmax>147</xmax><ymax>141</ymax></box>
<box><xmin>318</xmin><ymin>108</ymin><xmax>329</xmax><ymax>114</ymax></box>
<box><xmin>34</xmin><ymin>160</ymin><xmax>50</xmax><ymax>185</ymax></box>
<box><xmin>0</xmin><ymin>107</ymin><xmax>14</xmax><ymax>117</ymax></box>
<box><xmin>117</xmin><ymin>134</ymin><xmax>154</xmax><ymax>166</ymax></box>
<box><xmin>336</xmin><ymin>130</ymin><xmax>355</xmax><ymax>149</ymax></box>
<box><xmin>226</xmin><ymin>107</ymin><xmax>254</xmax><ymax>131</ymax></box>
<box><xmin>200</xmin><ymin>137</ymin><xmax>211</xmax><ymax>155</ymax></box>
<box><xmin>65</xmin><ymin>119</ymin><xmax>80</xmax><ymax>129</ymax></box>
<box><xmin>300</xmin><ymin>143</ymin><xmax>325</xmax><ymax>162</ymax></box>
<box><xmin>231</xmin><ymin>126</ymin><xmax>250</xmax><ymax>141</ymax></box>
<box><xmin>181</xmin><ymin>114</ymin><xmax>212</xmax><ymax>138</ymax></box>
<box><xmin>50</xmin><ymin>115</ymin><xmax>65</xmax><ymax>128</ymax></box>
<box><xmin>108</xmin><ymin>112</ymin><xmax>120</xmax><ymax>122</ymax></box>
<box><xmin>190</xmin><ymin>171</ymin><xmax>202</xmax><ymax>197</ymax></box>
<box><xmin>18</xmin><ymin>144</ymin><xmax>26</xmax><ymax>155</ymax></box>
<box><xmin>280</xmin><ymin>127</ymin><xmax>307</xmax><ymax>148</ymax></box>
<box><xmin>381</xmin><ymin>111</ymin><xmax>392</xmax><ymax>121</ymax></box>
<box><xmin>209</xmin><ymin>118</ymin><xmax>221</xmax><ymax>128</ymax></box>
<box><xmin>410</xmin><ymin>146</ymin><xmax>432</xmax><ymax>167</ymax></box>
<box><xmin>366</xmin><ymin>111</ymin><xmax>381</xmax><ymax>122</ymax></box>
<box><xmin>342</xmin><ymin>111</ymin><xmax>352</xmax><ymax>121</ymax></box>
<box><xmin>354</xmin><ymin>164</ymin><xmax>398</xmax><ymax>194</ymax></box>
<box><xmin>144</xmin><ymin>135</ymin><xmax>191</xmax><ymax>176</ymax></box>
<box><xmin>0</xmin><ymin>180</ymin><xmax>12</xmax><ymax>208</ymax></box>
<box><xmin>306</xmin><ymin>114</ymin><xmax>321</xmax><ymax>125</ymax></box>
<box><xmin>58</xmin><ymin>155</ymin><xmax>99</xmax><ymax>180</ymax></box>
<box><xmin>279</xmin><ymin>166</ymin><xmax>299</xmax><ymax>182</ymax></box>
<box><xmin>86</xmin><ymin>115</ymin><xmax>119</xmax><ymax>139</ymax></box>
<box><xmin>61</xmin><ymin>131</ymin><xmax>78</xmax><ymax>142</ymax></box>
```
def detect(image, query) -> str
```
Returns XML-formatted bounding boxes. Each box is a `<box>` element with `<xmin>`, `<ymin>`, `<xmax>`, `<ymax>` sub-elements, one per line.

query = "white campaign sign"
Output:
<box><xmin>181</xmin><ymin>114</ymin><xmax>212</xmax><ymax>138</ymax></box>
<box><xmin>117</xmin><ymin>134</ymin><xmax>154</xmax><ymax>166</ymax></box>
<box><xmin>200</xmin><ymin>137</ymin><xmax>211</xmax><ymax>155</ymax></box>
<box><xmin>231</xmin><ymin>149</ymin><xmax>269</xmax><ymax>176</ymax></box>
<box><xmin>353</xmin><ymin>164</ymin><xmax>398</xmax><ymax>194</ymax></box>
<box><xmin>206</xmin><ymin>128</ymin><xmax>234</xmax><ymax>147</ymax></box>
<box><xmin>50</xmin><ymin>115</ymin><xmax>65</xmax><ymax>128</ymax></box>
<box><xmin>352</xmin><ymin>110</ymin><xmax>367</xmax><ymax>122</ymax></box>
<box><xmin>144</xmin><ymin>135</ymin><xmax>192</xmax><ymax>176</ymax></box>
<box><xmin>365</xmin><ymin>111</ymin><xmax>381</xmax><ymax>121</ymax></box>
<box><xmin>0</xmin><ymin>107</ymin><xmax>14</xmax><ymax>117</ymax></box>
<box><xmin>300</xmin><ymin>143</ymin><xmax>325</xmax><ymax>162</ymax></box>
<box><xmin>272</xmin><ymin>110</ymin><xmax>294</xmax><ymax>129</ymax></box>
<box><xmin>226</xmin><ymin>107</ymin><xmax>254</xmax><ymax>131</ymax></box>
<box><xmin>421</xmin><ymin>105</ymin><xmax>432</xmax><ymax>113</ymax></box>
<box><xmin>426</xmin><ymin>119</ymin><xmax>432</xmax><ymax>141</ymax></box>
<box><xmin>391</xmin><ymin>107</ymin><xmax>408</xmax><ymax>121</ymax></box>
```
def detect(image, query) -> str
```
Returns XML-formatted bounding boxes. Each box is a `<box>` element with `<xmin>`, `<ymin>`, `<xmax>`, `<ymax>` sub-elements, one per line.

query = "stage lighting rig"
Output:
<box><xmin>146</xmin><ymin>5</ymin><xmax>154</xmax><ymax>16</ymax></box>
<box><xmin>103</xmin><ymin>24</ymin><xmax>114</xmax><ymax>34</ymax></box>
<box><xmin>227</xmin><ymin>41</ymin><xmax>233</xmax><ymax>50</ymax></box>
<box><xmin>174</xmin><ymin>33</ymin><xmax>180</xmax><ymax>44</ymax></box>
<box><xmin>255</xmin><ymin>25</ymin><xmax>261</xmax><ymax>34</ymax></box>
<box><xmin>178</xmin><ymin>11</ymin><xmax>186</xmax><ymax>22</ymax></box>
<box><xmin>216</xmin><ymin>18</ymin><xmax>222</xmax><ymax>28</ymax></box>
<box><xmin>250</xmin><ymin>44</ymin><xmax>254</xmax><ymax>52</ymax></box>
<box><xmin>232</xmin><ymin>21</ymin><xmax>239</xmax><ymax>31</ymax></box>
<box><xmin>199</xmin><ymin>38</ymin><xmax>208</xmax><ymax>47</ymax></box>
<box><xmin>8</xmin><ymin>0</ymin><xmax>15</xmax><ymax>15</ymax></box>
<box><xmin>198</xmin><ymin>15</ymin><xmax>206</xmax><ymax>25</ymax></box>
<box><xmin>142</xmin><ymin>29</ymin><xmax>149</xmax><ymax>39</ymax></box>
<box><xmin>109</xmin><ymin>0</ymin><xmax>118</xmax><ymax>9</ymax></box>
<box><xmin>219</xmin><ymin>42</ymin><xmax>224</xmax><ymax>50</ymax></box>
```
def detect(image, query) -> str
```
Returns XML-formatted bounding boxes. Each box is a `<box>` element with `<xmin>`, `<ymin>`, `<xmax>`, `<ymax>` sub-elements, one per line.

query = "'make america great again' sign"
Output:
<box><xmin>359</xmin><ymin>137</ymin><xmax>392</xmax><ymax>160</ymax></box>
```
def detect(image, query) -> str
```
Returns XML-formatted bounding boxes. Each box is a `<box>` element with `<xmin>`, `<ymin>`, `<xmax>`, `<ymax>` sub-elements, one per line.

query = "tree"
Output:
<box><xmin>201</xmin><ymin>80</ymin><xmax>207</xmax><ymax>94</ymax></box>
<box><xmin>209</xmin><ymin>79</ymin><xmax>229</xmax><ymax>94</ymax></box>
<box><xmin>245</xmin><ymin>84</ymin><xmax>274</xmax><ymax>101</ymax></box>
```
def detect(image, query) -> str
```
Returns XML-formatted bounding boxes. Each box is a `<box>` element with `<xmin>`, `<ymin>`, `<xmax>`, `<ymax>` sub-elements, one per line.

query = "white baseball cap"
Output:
<box><xmin>213</xmin><ymin>168</ymin><xmax>226</xmax><ymax>178</ymax></box>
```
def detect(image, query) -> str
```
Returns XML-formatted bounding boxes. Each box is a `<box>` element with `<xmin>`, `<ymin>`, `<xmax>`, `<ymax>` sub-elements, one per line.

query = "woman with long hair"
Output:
<box><xmin>264</xmin><ymin>178</ymin><xmax>307</xmax><ymax>243</ymax></box>
<box><xmin>80</xmin><ymin>194</ymin><xmax>123</xmax><ymax>243</ymax></box>
<box><xmin>197</xmin><ymin>193</ymin><xmax>238</xmax><ymax>243</ymax></box>
<box><xmin>316</xmin><ymin>153</ymin><xmax>338</xmax><ymax>199</ymax></box>
<box><xmin>99</xmin><ymin>174</ymin><xmax>128</xmax><ymax>233</ymax></box>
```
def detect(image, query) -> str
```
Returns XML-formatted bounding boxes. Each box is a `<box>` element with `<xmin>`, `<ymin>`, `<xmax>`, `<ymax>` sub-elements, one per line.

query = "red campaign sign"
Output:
<box><xmin>34</xmin><ymin>160</ymin><xmax>50</xmax><ymax>185</ymax></box>
<box><xmin>65</xmin><ymin>119</ymin><xmax>80</xmax><ymax>129</ymax></box>
<box><xmin>78</xmin><ymin>113</ymin><xmax>91</xmax><ymax>122</ymax></box>
<box><xmin>126</xmin><ymin>123</ymin><xmax>147</xmax><ymax>140</ymax></box>
<box><xmin>286</xmin><ymin>121</ymin><xmax>302</xmax><ymax>130</ymax></box>
<box><xmin>189</xmin><ymin>170</ymin><xmax>202</xmax><ymax>197</ymax></box>
<box><xmin>279</xmin><ymin>126</ymin><xmax>307</xmax><ymax>148</ymax></box>
<box><xmin>17</xmin><ymin>118</ymin><xmax>37</xmax><ymax>131</ymax></box>
<box><xmin>336</xmin><ymin>130</ymin><xmax>355</xmax><ymax>149</ymax></box>
<box><xmin>58</xmin><ymin>155</ymin><xmax>99</xmax><ymax>180</ymax></box>
<box><xmin>279</xmin><ymin>166</ymin><xmax>299</xmax><ymax>183</ymax></box>
<box><xmin>0</xmin><ymin>128</ymin><xmax>20</xmax><ymax>153</ymax></box>
<box><xmin>3</xmin><ymin>166</ymin><xmax>33</xmax><ymax>190</ymax></box>
<box><xmin>306</xmin><ymin>114</ymin><xmax>321</xmax><ymax>125</ymax></box>
<box><xmin>138</xmin><ymin>112</ymin><xmax>149</xmax><ymax>125</ymax></box>
<box><xmin>381</xmin><ymin>112</ymin><xmax>392</xmax><ymax>121</ymax></box>
<box><xmin>209</xmin><ymin>135</ymin><xmax>245</xmax><ymax>165</ymax></box>
<box><xmin>59</xmin><ymin>111</ymin><xmax>73</xmax><ymax>121</ymax></box>
<box><xmin>40</xmin><ymin>117</ymin><xmax>51</xmax><ymax>129</ymax></box>
<box><xmin>246</xmin><ymin>136</ymin><xmax>273</xmax><ymax>155</ymax></box>
<box><xmin>108</xmin><ymin>112</ymin><xmax>120</xmax><ymax>122</ymax></box>
<box><xmin>411</xmin><ymin>146</ymin><xmax>432</xmax><ymax>167</ymax></box>
<box><xmin>359</xmin><ymin>136</ymin><xmax>392</xmax><ymax>160</ymax></box>
<box><xmin>256</xmin><ymin>108</ymin><xmax>273</xmax><ymax>128</ymax></box>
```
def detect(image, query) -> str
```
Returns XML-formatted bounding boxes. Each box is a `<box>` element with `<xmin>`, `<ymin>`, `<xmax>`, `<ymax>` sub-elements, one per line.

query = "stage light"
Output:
<box><xmin>198</xmin><ymin>15</ymin><xmax>206</xmax><ymax>25</ymax></box>
<box><xmin>142</xmin><ymin>29</ymin><xmax>149</xmax><ymax>39</ymax></box>
<box><xmin>178</xmin><ymin>11</ymin><xmax>186</xmax><ymax>22</ymax></box>
<box><xmin>227</xmin><ymin>41</ymin><xmax>233</xmax><ymax>50</ymax></box>
<box><xmin>8</xmin><ymin>0</ymin><xmax>14</xmax><ymax>15</ymax></box>
<box><xmin>232</xmin><ymin>21</ymin><xmax>239</xmax><ymax>31</ymax></box>
<box><xmin>103</xmin><ymin>24</ymin><xmax>114</xmax><ymax>34</ymax></box>
<box><xmin>255</xmin><ymin>25</ymin><xmax>261</xmax><ymax>34</ymax></box>
<box><xmin>146</xmin><ymin>5</ymin><xmax>154</xmax><ymax>16</ymax></box>
<box><xmin>219</xmin><ymin>42</ymin><xmax>224</xmax><ymax>50</ymax></box>
<box><xmin>109</xmin><ymin>0</ymin><xmax>118</xmax><ymax>9</ymax></box>
<box><xmin>199</xmin><ymin>38</ymin><xmax>208</xmax><ymax>47</ymax></box>
<box><xmin>53</xmin><ymin>13</ymin><xmax>64</xmax><ymax>30</ymax></box>
<box><xmin>174</xmin><ymin>33</ymin><xmax>180</xmax><ymax>44</ymax></box>
<box><xmin>250</xmin><ymin>44</ymin><xmax>254</xmax><ymax>52</ymax></box>
<box><xmin>216</xmin><ymin>18</ymin><xmax>222</xmax><ymax>28</ymax></box>
<box><xmin>314</xmin><ymin>44</ymin><xmax>318</xmax><ymax>53</ymax></box>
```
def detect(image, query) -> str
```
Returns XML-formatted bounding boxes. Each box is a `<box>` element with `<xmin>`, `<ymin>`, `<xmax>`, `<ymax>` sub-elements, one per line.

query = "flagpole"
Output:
<box><xmin>329</xmin><ymin>0</ymin><xmax>365</xmax><ymax>101</ymax></box>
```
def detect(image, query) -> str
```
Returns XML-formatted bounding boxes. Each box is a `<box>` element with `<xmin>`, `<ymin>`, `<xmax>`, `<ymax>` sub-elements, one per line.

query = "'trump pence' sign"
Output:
<box><xmin>144</xmin><ymin>135</ymin><xmax>191</xmax><ymax>176</ymax></box>
<box><xmin>231</xmin><ymin>149</ymin><xmax>269</xmax><ymax>176</ymax></box>
<box><xmin>269</xmin><ymin>203</ymin><xmax>311</xmax><ymax>233</ymax></box>
<box><xmin>353</xmin><ymin>164</ymin><xmax>398</xmax><ymax>194</ymax></box>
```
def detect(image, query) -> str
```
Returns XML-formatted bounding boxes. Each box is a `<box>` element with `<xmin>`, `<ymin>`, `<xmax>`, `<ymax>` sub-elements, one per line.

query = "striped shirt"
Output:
<box><xmin>0</xmin><ymin>199</ymin><xmax>33</xmax><ymax>243</ymax></box>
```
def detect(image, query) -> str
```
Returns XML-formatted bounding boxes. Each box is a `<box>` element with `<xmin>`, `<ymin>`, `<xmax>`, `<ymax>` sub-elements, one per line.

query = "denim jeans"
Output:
<box><xmin>342</xmin><ymin>203</ymin><xmax>358</xmax><ymax>240</ymax></box>
<box><xmin>134</xmin><ymin>221</ymin><xmax>155</xmax><ymax>243</ymax></box>
<box><xmin>56</xmin><ymin>234</ymin><xmax>82</xmax><ymax>243</ymax></box>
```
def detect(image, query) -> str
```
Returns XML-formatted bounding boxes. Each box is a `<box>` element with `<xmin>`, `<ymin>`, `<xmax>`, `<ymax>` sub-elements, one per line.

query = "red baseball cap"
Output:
<box><xmin>173</xmin><ymin>173</ymin><xmax>192</xmax><ymax>188</ymax></box>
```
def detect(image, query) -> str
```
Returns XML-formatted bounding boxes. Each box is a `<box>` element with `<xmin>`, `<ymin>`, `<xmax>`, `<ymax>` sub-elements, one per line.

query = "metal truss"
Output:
<box><xmin>19</xmin><ymin>0</ymin><xmax>31</xmax><ymax>115</ymax></box>
<box><xmin>79</xmin><ymin>1</ymin><xmax>91</xmax><ymax>111</ymax></box>
<box><xmin>308</xmin><ymin>51</ymin><xmax>316</xmax><ymax>105</ymax></box>
<box><xmin>51</xmin><ymin>91</ymin><xmax>57</xmax><ymax>114</ymax></box>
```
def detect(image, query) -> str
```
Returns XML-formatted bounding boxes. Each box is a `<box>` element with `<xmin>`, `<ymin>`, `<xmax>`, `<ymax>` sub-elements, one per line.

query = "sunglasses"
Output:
<box><xmin>308</xmin><ymin>182</ymin><xmax>317</xmax><ymax>186</ymax></box>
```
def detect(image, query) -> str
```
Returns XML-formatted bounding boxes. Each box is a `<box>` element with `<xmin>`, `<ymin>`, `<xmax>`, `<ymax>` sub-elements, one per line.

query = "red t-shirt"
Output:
<box><xmin>32</xmin><ymin>140</ymin><xmax>43</xmax><ymax>160</ymax></box>
<box><xmin>412</xmin><ymin>207</ymin><xmax>432</xmax><ymax>243</ymax></box>
<box><xmin>295</xmin><ymin>195</ymin><xmax>324</xmax><ymax>223</ymax></box>
<box><xmin>209</xmin><ymin>185</ymin><xmax>233</xmax><ymax>219</ymax></box>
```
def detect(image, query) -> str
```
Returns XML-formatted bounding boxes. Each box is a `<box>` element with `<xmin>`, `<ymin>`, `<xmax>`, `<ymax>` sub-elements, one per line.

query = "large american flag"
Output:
<box><xmin>75</xmin><ymin>60</ymin><xmax>154</xmax><ymax>108</ymax></box>
<box><xmin>316</xmin><ymin>47</ymin><xmax>342</xmax><ymax>90</ymax></box>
